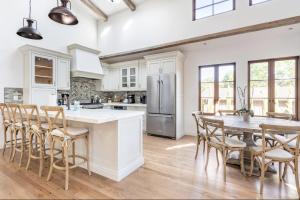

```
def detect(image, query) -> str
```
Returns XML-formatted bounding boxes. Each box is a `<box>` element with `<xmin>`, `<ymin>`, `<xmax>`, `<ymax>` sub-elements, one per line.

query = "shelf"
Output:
<box><xmin>35</xmin><ymin>65</ymin><xmax>53</xmax><ymax>69</ymax></box>
<box><xmin>35</xmin><ymin>75</ymin><xmax>53</xmax><ymax>79</ymax></box>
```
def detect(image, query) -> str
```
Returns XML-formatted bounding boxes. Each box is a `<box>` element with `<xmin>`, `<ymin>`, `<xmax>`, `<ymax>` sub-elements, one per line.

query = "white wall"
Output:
<box><xmin>0</xmin><ymin>0</ymin><xmax>98</xmax><ymax>101</ymax></box>
<box><xmin>98</xmin><ymin>0</ymin><xmax>300</xmax><ymax>56</ymax></box>
<box><xmin>182</xmin><ymin>25</ymin><xmax>300</xmax><ymax>136</ymax></box>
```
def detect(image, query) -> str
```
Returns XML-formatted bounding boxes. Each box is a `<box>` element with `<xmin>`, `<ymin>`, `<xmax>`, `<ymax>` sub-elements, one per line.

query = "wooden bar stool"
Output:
<box><xmin>41</xmin><ymin>106</ymin><xmax>91</xmax><ymax>190</ymax></box>
<box><xmin>7</xmin><ymin>103</ymin><xmax>29</xmax><ymax>167</ymax></box>
<box><xmin>0</xmin><ymin>103</ymin><xmax>13</xmax><ymax>159</ymax></box>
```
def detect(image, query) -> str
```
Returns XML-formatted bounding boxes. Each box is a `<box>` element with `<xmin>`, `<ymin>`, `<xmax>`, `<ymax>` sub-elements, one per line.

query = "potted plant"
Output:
<box><xmin>237</xmin><ymin>86</ymin><xmax>254</xmax><ymax>122</ymax></box>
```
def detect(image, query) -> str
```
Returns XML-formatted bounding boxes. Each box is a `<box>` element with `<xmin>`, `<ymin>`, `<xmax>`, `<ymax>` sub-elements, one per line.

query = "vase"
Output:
<box><xmin>242</xmin><ymin>113</ymin><xmax>250</xmax><ymax>122</ymax></box>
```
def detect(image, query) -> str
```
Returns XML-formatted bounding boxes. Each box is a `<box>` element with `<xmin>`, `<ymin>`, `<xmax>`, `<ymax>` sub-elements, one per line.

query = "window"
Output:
<box><xmin>250</xmin><ymin>0</ymin><xmax>271</xmax><ymax>6</ymax></box>
<box><xmin>193</xmin><ymin>0</ymin><xmax>235</xmax><ymax>20</ymax></box>
<box><xmin>199</xmin><ymin>63</ymin><xmax>236</xmax><ymax>114</ymax></box>
<box><xmin>249</xmin><ymin>57</ymin><xmax>299</xmax><ymax>117</ymax></box>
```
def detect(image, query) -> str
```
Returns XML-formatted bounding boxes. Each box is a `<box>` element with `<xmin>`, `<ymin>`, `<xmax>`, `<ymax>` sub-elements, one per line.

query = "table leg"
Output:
<box><xmin>227</xmin><ymin>131</ymin><xmax>276</xmax><ymax>176</ymax></box>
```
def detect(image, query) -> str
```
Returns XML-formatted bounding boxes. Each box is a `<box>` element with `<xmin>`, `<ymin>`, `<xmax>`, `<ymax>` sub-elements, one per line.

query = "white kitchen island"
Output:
<box><xmin>63</xmin><ymin>109</ymin><xmax>145</xmax><ymax>182</ymax></box>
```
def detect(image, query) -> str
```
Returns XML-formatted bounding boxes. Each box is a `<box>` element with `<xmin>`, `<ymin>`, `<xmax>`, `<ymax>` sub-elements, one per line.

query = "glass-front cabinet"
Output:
<box><xmin>32</xmin><ymin>53</ymin><xmax>56</xmax><ymax>88</ymax></box>
<box><xmin>121</xmin><ymin>66</ymin><xmax>138</xmax><ymax>90</ymax></box>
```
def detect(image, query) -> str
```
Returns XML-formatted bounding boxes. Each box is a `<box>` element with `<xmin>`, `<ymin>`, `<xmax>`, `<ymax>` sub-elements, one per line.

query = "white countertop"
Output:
<box><xmin>63</xmin><ymin>109</ymin><xmax>145</xmax><ymax>124</ymax></box>
<box><xmin>103</xmin><ymin>103</ymin><xmax>147</xmax><ymax>108</ymax></box>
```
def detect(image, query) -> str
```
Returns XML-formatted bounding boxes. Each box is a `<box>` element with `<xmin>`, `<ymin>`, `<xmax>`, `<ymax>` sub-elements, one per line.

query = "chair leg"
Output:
<box><xmin>11</xmin><ymin>128</ymin><xmax>17</xmax><ymax>162</ymax></box>
<box><xmin>195</xmin><ymin>136</ymin><xmax>200</xmax><ymax>160</ymax></box>
<box><xmin>39</xmin><ymin>135</ymin><xmax>44</xmax><ymax>177</ymax></box>
<box><xmin>222</xmin><ymin>149</ymin><xmax>227</xmax><ymax>182</ymax></box>
<box><xmin>19</xmin><ymin>129</ymin><xmax>25</xmax><ymax>168</ymax></box>
<box><xmin>47</xmin><ymin>140</ymin><xmax>55</xmax><ymax>181</ymax></box>
<box><xmin>283</xmin><ymin>163</ymin><xmax>288</xmax><ymax>180</ymax></box>
<box><xmin>249</xmin><ymin>152</ymin><xmax>254</xmax><ymax>176</ymax></box>
<box><xmin>3</xmin><ymin>126</ymin><xmax>7</xmax><ymax>156</ymax></box>
<box><xmin>9</xmin><ymin>128</ymin><xmax>14</xmax><ymax>161</ymax></box>
<box><xmin>72</xmin><ymin>142</ymin><xmax>75</xmax><ymax>165</ymax></box>
<box><xmin>203</xmin><ymin>140</ymin><xmax>206</xmax><ymax>155</ymax></box>
<box><xmin>260</xmin><ymin>163</ymin><xmax>265</xmax><ymax>194</ymax></box>
<box><xmin>240</xmin><ymin>150</ymin><xmax>245</xmax><ymax>175</ymax></box>
<box><xmin>85</xmin><ymin>135</ymin><xmax>91</xmax><ymax>176</ymax></box>
<box><xmin>26</xmin><ymin>133</ymin><xmax>33</xmax><ymax>171</ymax></box>
<box><xmin>64</xmin><ymin>143</ymin><xmax>69</xmax><ymax>191</ymax></box>
<box><xmin>294</xmin><ymin>159</ymin><xmax>300</xmax><ymax>198</ymax></box>
<box><xmin>216</xmin><ymin>149</ymin><xmax>219</xmax><ymax>166</ymax></box>
<box><xmin>205</xmin><ymin>145</ymin><xmax>211</xmax><ymax>170</ymax></box>
<box><xmin>279</xmin><ymin>162</ymin><xmax>282</xmax><ymax>182</ymax></box>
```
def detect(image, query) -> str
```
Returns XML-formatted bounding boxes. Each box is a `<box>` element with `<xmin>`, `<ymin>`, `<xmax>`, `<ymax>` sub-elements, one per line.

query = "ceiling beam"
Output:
<box><xmin>81</xmin><ymin>0</ymin><xmax>108</xmax><ymax>21</ymax></box>
<box><xmin>123</xmin><ymin>0</ymin><xmax>136</xmax><ymax>11</ymax></box>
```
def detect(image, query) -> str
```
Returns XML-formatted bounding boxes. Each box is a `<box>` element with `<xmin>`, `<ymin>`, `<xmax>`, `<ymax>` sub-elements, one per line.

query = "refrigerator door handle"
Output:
<box><xmin>148</xmin><ymin>114</ymin><xmax>174</xmax><ymax>118</ymax></box>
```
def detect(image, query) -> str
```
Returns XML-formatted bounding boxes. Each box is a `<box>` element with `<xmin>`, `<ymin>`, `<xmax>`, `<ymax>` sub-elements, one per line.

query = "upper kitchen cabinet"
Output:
<box><xmin>20</xmin><ymin>45</ymin><xmax>72</xmax><ymax>105</ymax></box>
<box><xmin>101</xmin><ymin>64</ymin><xmax>120</xmax><ymax>91</ymax></box>
<box><xmin>138</xmin><ymin>60</ymin><xmax>147</xmax><ymax>90</ymax></box>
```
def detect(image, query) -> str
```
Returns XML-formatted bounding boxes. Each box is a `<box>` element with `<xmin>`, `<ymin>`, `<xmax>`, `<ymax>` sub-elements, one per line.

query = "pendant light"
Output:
<box><xmin>16</xmin><ymin>0</ymin><xmax>43</xmax><ymax>40</ymax></box>
<box><xmin>48</xmin><ymin>0</ymin><xmax>78</xmax><ymax>25</ymax></box>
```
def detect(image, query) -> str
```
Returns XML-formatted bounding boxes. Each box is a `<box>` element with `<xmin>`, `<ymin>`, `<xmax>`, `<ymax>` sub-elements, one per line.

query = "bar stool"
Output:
<box><xmin>41</xmin><ymin>106</ymin><xmax>91</xmax><ymax>190</ymax></box>
<box><xmin>0</xmin><ymin>103</ymin><xmax>13</xmax><ymax>159</ymax></box>
<box><xmin>22</xmin><ymin>104</ymin><xmax>50</xmax><ymax>177</ymax></box>
<box><xmin>7</xmin><ymin>103</ymin><xmax>29</xmax><ymax>167</ymax></box>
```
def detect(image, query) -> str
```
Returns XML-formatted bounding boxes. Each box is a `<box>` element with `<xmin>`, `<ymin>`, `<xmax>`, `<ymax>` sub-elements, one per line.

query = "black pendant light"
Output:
<box><xmin>48</xmin><ymin>0</ymin><xmax>78</xmax><ymax>25</ymax></box>
<box><xmin>16</xmin><ymin>0</ymin><xmax>43</xmax><ymax>40</ymax></box>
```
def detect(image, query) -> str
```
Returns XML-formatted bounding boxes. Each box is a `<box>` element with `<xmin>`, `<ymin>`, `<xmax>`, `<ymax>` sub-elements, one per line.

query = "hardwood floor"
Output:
<box><xmin>0</xmin><ymin>135</ymin><xmax>299</xmax><ymax>199</ymax></box>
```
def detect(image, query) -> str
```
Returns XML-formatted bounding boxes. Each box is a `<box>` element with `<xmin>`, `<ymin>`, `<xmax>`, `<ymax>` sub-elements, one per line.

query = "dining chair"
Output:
<box><xmin>218</xmin><ymin>110</ymin><xmax>243</xmax><ymax>140</ymax></box>
<box><xmin>192</xmin><ymin>111</ymin><xmax>206</xmax><ymax>159</ymax></box>
<box><xmin>252</xmin><ymin>123</ymin><xmax>300</xmax><ymax>197</ymax></box>
<box><xmin>0</xmin><ymin>103</ymin><xmax>13</xmax><ymax>159</ymax></box>
<box><xmin>253</xmin><ymin>112</ymin><xmax>294</xmax><ymax>147</ymax></box>
<box><xmin>7</xmin><ymin>103</ymin><xmax>30</xmax><ymax>167</ymax></box>
<box><xmin>201</xmin><ymin>116</ymin><xmax>246</xmax><ymax>182</ymax></box>
<box><xmin>41</xmin><ymin>106</ymin><xmax>91</xmax><ymax>190</ymax></box>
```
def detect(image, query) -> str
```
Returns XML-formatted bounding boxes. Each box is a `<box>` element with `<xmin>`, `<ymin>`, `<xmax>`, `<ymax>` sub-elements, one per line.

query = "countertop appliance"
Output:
<box><xmin>147</xmin><ymin>73</ymin><xmax>176</xmax><ymax>138</ymax></box>
<box><xmin>140</xmin><ymin>95</ymin><xmax>147</xmax><ymax>104</ymax></box>
<box><xmin>128</xmin><ymin>95</ymin><xmax>135</xmax><ymax>104</ymax></box>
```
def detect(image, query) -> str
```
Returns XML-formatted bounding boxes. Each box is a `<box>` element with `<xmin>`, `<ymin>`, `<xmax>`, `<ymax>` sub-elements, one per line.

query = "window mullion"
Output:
<box><xmin>214</xmin><ymin>66</ymin><xmax>219</xmax><ymax>114</ymax></box>
<box><xmin>269</xmin><ymin>60</ymin><xmax>275</xmax><ymax>112</ymax></box>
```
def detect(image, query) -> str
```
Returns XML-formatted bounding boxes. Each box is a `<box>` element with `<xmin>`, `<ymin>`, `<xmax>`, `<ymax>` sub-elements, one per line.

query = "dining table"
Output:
<box><xmin>204</xmin><ymin>115</ymin><xmax>300</xmax><ymax>176</ymax></box>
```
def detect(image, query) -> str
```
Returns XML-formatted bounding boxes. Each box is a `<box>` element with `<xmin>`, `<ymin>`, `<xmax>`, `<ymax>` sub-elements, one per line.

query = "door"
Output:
<box><xmin>147</xmin><ymin>75</ymin><xmax>160</xmax><ymax>114</ymax></box>
<box><xmin>32</xmin><ymin>53</ymin><xmax>56</xmax><ymax>88</ymax></box>
<box><xmin>159</xmin><ymin>73</ymin><xmax>176</xmax><ymax>115</ymax></box>
<box><xmin>147</xmin><ymin>114</ymin><xmax>176</xmax><ymax>138</ymax></box>
<box><xmin>129</xmin><ymin>67</ymin><xmax>138</xmax><ymax>89</ymax></box>
<box><xmin>57</xmin><ymin>58</ymin><xmax>70</xmax><ymax>90</ymax></box>
<box><xmin>121</xmin><ymin>67</ymin><xmax>128</xmax><ymax>89</ymax></box>
<box><xmin>147</xmin><ymin>61</ymin><xmax>161</xmax><ymax>75</ymax></box>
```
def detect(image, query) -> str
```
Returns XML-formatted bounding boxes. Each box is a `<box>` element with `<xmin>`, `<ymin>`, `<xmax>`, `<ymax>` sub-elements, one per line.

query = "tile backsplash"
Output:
<box><xmin>4</xmin><ymin>88</ymin><xmax>23</xmax><ymax>103</ymax></box>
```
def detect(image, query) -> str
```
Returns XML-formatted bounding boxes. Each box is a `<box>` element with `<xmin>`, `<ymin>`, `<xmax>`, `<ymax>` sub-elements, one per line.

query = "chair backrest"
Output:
<box><xmin>192</xmin><ymin>111</ymin><xmax>204</xmax><ymax>136</ymax></box>
<box><xmin>6</xmin><ymin>103</ymin><xmax>24</xmax><ymax>125</ymax></box>
<box><xmin>201</xmin><ymin>117</ymin><xmax>225</xmax><ymax>144</ymax></box>
<box><xmin>266</xmin><ymin>112</ymin><xmax>294</xmax><ymax>120</ymax></box>
<box><xmin>40</xmin><ymin>106</ymin><xmax>67</xmax><ymax>135</ymax></box>
<box><xmin>218</xmin><ymin>110</ymin><xmax>239</xmax><ymax>116</ymax></box>
<box><xmin>20</xmin><ymin>104</ymin><xmax>41</xmax><ymax>128</ymax></box>
<box><xmin>260</xmin><ymin>124</ymin><xmax>300</xmax><ymax>159</ymax></box>
<box><xmin>0</xmin><ymin>103</ymin><xmax>11</xmax><ymax>124</ymax></box>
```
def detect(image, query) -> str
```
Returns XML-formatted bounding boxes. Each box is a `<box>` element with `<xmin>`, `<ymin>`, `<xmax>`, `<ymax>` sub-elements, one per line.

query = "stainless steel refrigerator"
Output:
<box><xmin>147</xmin><ymin>73</ymin><xmax>176</xmax><ymax>138</ymax></box>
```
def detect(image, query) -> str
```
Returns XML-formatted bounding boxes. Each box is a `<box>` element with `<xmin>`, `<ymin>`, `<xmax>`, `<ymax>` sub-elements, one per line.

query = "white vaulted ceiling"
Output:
<box><xmin>90</xmin><ymin>0</ymin><xmax>144</xmax><ymax>15</ymax></box>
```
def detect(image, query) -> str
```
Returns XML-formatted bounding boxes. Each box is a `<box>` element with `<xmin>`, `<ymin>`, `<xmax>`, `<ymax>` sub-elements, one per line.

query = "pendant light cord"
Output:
<box><xmin>29</xmin><ymin>0</ymin><xmax>32</xmax><ymax>19</ymax></box>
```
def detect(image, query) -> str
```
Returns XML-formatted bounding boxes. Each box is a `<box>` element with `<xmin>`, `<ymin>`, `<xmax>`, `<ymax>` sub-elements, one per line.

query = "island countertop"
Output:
<box><xmin>62</xmin><ymin>109</ymin><xmax>145</xmax><ymax>124</ymax></box>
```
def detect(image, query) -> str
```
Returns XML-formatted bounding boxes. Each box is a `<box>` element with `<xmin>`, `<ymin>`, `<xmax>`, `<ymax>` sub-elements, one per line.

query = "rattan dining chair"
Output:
<box><xmin>252</xmin><ymin>124</ymin><xmax>300</xmax><ymax>197</ymax></box>
<box><xmin>201</xmin><ymin>117</ymin><xmax>246</xmax><ymax>182</ymax></box>
<box><xmin>41</xmin><ymin>106</ymin><xmax>91</xmax><ymax>190</ymax></box>
<box><xmin>192</xmin><ymin>111</ymin><xmax>206</xmax><ymax>159</ymax></box>
<box><xmin>0</xmin><ymin>103</ymin><xmax>13</xmax><ymax>159</ymax></box>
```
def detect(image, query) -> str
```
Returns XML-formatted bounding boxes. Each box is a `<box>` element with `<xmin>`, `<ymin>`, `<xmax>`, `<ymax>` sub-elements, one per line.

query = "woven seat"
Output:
<box><xmin>52</xmin><ymin>127</ymin><xmax>89</xmax><ymax>138</ymax></box>
<box><xmin>212</xmin><ymin>136</ymin><xmax>246</xmax><ymax>148</ymax></box>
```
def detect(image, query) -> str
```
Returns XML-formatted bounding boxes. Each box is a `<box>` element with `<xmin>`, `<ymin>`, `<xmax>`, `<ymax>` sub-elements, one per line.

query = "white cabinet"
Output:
<box><xmin>57</xmin><ymin>58</ymin><xmax>71</xmax><ymax>90</ymax></box>
<box><xmin>102</xmin><ymin>66</ymin><xmax>120</xmax><ymax>91</ymax></box>
<box><xmin>120</xmin><ymin>66</ymin><xmax>138</xmax><ymax>90</ymax></box>
<box><xmin>138</xmin><ymin>60</ymin><xmax>147</xmax><ymax>90</ymax></box>
<box><xmin>147</xmin><ymin>58</ymin><xmax>176</xmax><ymax>75</ymax></box>
<box><xmin>20</xmin><ymin>45</ymin><xmax>72</xmax><ymax>105</ymax></box>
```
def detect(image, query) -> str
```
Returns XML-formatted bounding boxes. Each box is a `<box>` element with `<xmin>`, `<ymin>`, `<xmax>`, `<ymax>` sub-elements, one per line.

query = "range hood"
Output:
<box><xmin>67</xmin><ymin>44</ymin><xmax>104</xmax><ymax>79</ymax></box>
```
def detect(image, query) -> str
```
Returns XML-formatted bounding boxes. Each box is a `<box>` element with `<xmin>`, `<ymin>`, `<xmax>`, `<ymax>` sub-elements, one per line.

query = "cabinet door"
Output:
<box><xmin>102</xmin><ymin>66</ymin><xmax>109</xmax><ymax>91</ymax></box>
<box><xmin>139</xmin><ymin>62</ymin><xmax>147</xmax><ymax>90</ymax></box>
<box><xmin>161</xmin><ymin>59</ymin><xmax>176</xmax><ymax>74</ymax></box>
<box><xmin>121</xmin><ymin>67</ymin><xmax>129</xmax><ymax>89</ymax></box>
<box><xmin>129</xmin><ymin>67</ymin><xmax>138</xmax><ymax>89</ymax></box>
<box><xmin>57</xmin><ymin>58</ymin><xmax>70</xmax><ymax>90</ymax></box>
<box><xmin>147</xmin><ymin>61</ymin><xmax>161</xmax><ymax>75</ymax></box>
<box><xmin>112</xmin><ymin>68</ymin><xmax>120</xmax><ymax>91</ymax></box>
<box><xmin>32</xmin><ymin>53</ymin><xmax>56</xmax><ymax>88</ymax></box>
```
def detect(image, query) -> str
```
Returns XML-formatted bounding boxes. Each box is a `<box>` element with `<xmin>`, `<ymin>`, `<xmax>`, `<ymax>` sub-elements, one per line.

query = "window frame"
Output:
<box><xmin>193</xmin><ymin>0</ymin><xmax>236</xmax><ymax>21</ymax></box>
<box><xmin>198</xmin><ymin>63</ymin><xmax>237</xmax><ymax>115</ymax></box>
<box><xmin>249</xmin><ymin>0</ymin><xmax>272</xmax><ymax>6</ymax></box>
<box><xmin>248</xmin><ymin>56</ymin><xmax>300</xmax><ymax>119</ymax></box>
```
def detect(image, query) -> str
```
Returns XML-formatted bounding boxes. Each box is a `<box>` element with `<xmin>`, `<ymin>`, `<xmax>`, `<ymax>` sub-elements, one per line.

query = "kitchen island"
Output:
<box><xmin>62</xmin><ymin>109</ymin><xmax>145</xmax><ymax>182</ymax></box>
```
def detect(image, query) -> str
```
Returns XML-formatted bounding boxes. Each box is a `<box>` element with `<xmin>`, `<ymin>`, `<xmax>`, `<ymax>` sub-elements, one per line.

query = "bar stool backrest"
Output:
<box><xmin>7</xmin><ymin>103</ymin><xmax>24</xmax><ymax>125</ymax></box>
<box><xmin>201</xmin><ymin>117</ymin><xmax>225</xmax><ymax>144</ymax></box>
<box><xmin>40</xmin><ymin>106</ymin><xmax>67</xmax><ymax>136</ymax></box>
<box><xmin>0</xmin><ymin>103</ymin><xmax>11</xmax><ymax>125</ymax></box>
<box><xmin>20</xmin><ymin>104</ymin><xmax>41</xmax><ymax>129</ymax></box>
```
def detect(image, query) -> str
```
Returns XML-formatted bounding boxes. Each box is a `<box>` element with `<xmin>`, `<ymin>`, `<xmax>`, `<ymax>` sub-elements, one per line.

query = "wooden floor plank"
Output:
<box><xmin>0</xmin><ymin>135</ymin><xmax>298</xmax><ymax>199</ymax></box>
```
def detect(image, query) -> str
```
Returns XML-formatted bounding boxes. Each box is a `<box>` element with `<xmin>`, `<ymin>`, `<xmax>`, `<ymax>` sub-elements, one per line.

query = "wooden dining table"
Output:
<box><xmin>204</xmin><ymin>115</ymin><xmax>300</xmax><ymax>176</ymax></box>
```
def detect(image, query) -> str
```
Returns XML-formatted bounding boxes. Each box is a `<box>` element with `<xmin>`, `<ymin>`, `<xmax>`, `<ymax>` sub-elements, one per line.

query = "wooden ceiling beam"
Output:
<box><xmin>81</xmin><ymin>0</ymin><xmax>108</xmax><ymax>21</ymax></box>
<box><xmin>123</xmin><ymin>0</ymin><xmax>136</xmax><ymax>11</ymax></box>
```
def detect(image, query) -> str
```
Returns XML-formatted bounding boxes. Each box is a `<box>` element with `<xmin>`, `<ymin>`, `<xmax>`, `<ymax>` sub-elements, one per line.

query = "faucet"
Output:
<box><xmin>66</xmin><ymin>95</ymin><xmax>71</xmax><ymax>110</ymax></box>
